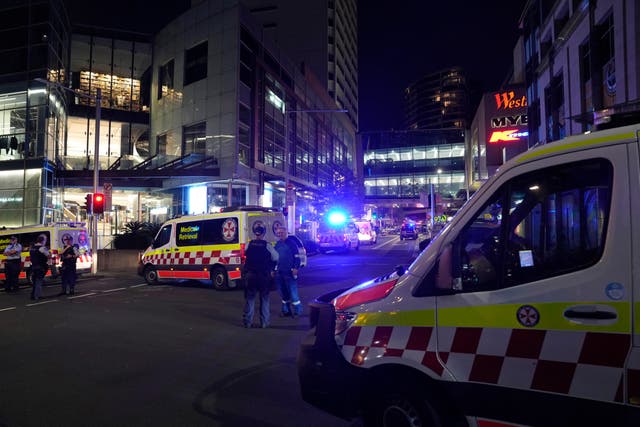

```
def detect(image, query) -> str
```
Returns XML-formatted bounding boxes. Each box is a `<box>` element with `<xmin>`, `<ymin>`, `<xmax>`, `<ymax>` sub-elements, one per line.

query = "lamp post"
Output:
<box><xmin>283</xmin><ymin>107</ymin><xmax>347</xmax><ymax>233</ymax></box>
<box><xmin>35</xmin><ymin>78</ymin><xmax>101</xmax><ymax>274</ymax></box>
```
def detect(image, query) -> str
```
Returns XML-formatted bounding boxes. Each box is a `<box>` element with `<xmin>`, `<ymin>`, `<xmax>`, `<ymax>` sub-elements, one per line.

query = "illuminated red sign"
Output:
<box><xmin>489</xmin><ymin>129</ymin><xmax>529</xmax><ymax>143</ymax></box>
<box><xmin>494</xmin><ymin>91</ymin><xmax>528</xmax><ymax>110</ymax></box>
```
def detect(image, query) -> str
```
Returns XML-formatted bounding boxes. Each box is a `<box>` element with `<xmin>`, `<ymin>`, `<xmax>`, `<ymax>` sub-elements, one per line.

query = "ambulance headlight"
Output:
<box><xmin>335</xmin><ymin>310</ymin><xmax>357</xmax><ymax>335</ymax></box>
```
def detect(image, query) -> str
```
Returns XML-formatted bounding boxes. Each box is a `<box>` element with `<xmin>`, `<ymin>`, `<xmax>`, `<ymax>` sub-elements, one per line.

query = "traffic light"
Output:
<box><xmin>84</xmin><ymin>193</ymin><xmax>93</xmax><ymax>214</ymax></box>
<box><xmin>372</xmin><ymin>212</ymin><xmax>378</xmax><ymax>219</ymax></box>
<box><xmin>93</xmin><ymin>193</ymin><xmax>105</xmax><ymax>214</ymax></box>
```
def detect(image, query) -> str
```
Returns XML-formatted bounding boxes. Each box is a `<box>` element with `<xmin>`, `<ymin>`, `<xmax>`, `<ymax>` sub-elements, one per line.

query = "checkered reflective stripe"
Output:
<box><xmin>143</xmin><ymin>250</ymin><xmax>241</xmax><ymax>266</ymax></box>
<box><xmin>341</xmin><ymin>325</ymin><xmax>630</xmax><ymax>402</ymax></box>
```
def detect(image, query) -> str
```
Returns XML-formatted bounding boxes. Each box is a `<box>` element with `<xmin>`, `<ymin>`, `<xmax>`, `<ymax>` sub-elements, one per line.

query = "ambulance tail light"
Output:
<box><xmin>240</xmin><ymin>243</ymin><xmax>246</xmax><ymax>264</ymax></box>
<box><xmin>332</xmin><ymin>277</ymin><xmax>398</xmax><ymax>310</ymax></box>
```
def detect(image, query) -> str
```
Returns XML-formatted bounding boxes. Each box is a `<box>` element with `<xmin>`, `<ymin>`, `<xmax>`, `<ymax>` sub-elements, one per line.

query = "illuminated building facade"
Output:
<box><xmin>404</xmin><ymin>67</ymin><xmax>469</xmax><ymax>130</ymax></box>
<box><xmin>521</xmin><ymin>0</ymin><xmax>640</xmax><ymax>145</ymax></box>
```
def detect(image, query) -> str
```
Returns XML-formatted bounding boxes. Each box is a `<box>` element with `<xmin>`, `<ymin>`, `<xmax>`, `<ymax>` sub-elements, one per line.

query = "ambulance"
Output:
<box><xmin>137</xmin><ymin>206</ymin><xmax>285</xmax><ymax>290</ymax></box>
<box><xmin>298</xmin><ymin>124</ymin><xmax>640</xmax><ymax>426</ymax></box>
<box><xmin>0</xmin><ymin>222</ymin><xmax>92</xmax><ymax>284</ymax></box>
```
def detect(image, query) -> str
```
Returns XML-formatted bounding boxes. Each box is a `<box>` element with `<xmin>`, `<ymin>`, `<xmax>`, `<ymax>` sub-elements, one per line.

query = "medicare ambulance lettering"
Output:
<box><xmin>494</xmin><ymin>91</ymin><xmax>528</xmax><ymax>110</ymax></box>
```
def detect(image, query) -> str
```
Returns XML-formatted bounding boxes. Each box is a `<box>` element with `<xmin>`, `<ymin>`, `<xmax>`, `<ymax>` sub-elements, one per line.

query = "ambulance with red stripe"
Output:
<box><xmin>0</xmin><ymin>222</ymin><xmax>92</xmax><ymax>285</ymax></box>
<box><xmin>138</xmin><ymin>206</ymin><xmax>285</xmax><ymax>290</ymax></box>
<box><xmin>298</xmin><ymin>124</ymin><xmax>640</xmax><ymax>426</ymax></box>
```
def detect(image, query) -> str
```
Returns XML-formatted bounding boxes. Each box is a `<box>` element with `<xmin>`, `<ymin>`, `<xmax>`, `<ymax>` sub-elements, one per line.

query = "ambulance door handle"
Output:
<box><xmin>563</xmin><ymin>304</ymin><xmax>617</xmax><ymax>321</ymax></box>
<box><xmin>164</xmin><ymin>249</ymin><xmax>170</xmax><ymax>252</ymax></box>
<box><xmin>173</xmin><ymin>248</ymin><xmax>179</xmax><ymax>251</ymax></box>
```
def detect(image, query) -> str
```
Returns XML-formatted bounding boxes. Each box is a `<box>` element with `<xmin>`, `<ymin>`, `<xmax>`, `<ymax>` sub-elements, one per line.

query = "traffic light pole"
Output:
<box><xmin>91</xmin><ymin>89</ymin><xmax>101</xmax><ymax>274</ymax></box>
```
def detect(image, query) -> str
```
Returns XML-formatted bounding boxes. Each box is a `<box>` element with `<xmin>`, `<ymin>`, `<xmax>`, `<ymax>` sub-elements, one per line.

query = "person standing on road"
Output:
<box><xmin>59</xmin><ymin>234</ymin><xmax>78</xmax><ymax>295</ymax></box>
<box><xmin>242</xmin><ymin>224</ymin><xmax>278</xmax><ymax>328</ymax></box>
<box><xmin>29</xmin><ymin>234</ymin><xmax>50</xmax><ymax>301</ymax></box>
<box><xmin>274</xmin><ymin>227</ymin><xmax>301</xmax><ymax>317</ymax></box>
<box><xmin>3</xmin><ymin>235</ymin><xmax>23</xmax><ymax>292</ymax></box>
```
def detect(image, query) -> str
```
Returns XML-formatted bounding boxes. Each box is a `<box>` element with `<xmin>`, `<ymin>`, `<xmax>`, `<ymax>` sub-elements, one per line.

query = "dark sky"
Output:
<box><xmin>358</xmin><ymin>1</ymin><xmax>526</xmax><ymax>131</ymax></box>
<box><xmin>65</xmin><ymin>0</ymin><xmax>526</xmax><ymax>132</ymax></box>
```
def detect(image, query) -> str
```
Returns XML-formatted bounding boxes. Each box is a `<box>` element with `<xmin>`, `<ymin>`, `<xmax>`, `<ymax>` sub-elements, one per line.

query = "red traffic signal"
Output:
<box><xmin>84</xmin><ymin>193</ymin><xmax>93</xmax><ymax>214</ymax></box>
<box><xmin>92</xmin><ymin>193</ymin><xmax>105</xmax><ymax>214</ymax></box>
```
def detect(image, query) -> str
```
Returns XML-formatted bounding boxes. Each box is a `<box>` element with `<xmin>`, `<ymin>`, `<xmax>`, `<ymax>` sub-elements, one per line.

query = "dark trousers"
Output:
<box><xmin>61</xmin><ymin>263</ymin><xmax>77</xmax><ymax>294</ymax></box>
<box><xmin>31</xmin><ymin>268</ymin><xmax>45</xmax><ymax>300</ymax></box>
<box><xmin>243</xmin><ymin>271</ymin><xmax>271</xmax><ymax>327</ymax></box>
<box><xmin>4</xmin><ymin>260</ymin><xmax>21</xmax><ymax>291</ymax></box>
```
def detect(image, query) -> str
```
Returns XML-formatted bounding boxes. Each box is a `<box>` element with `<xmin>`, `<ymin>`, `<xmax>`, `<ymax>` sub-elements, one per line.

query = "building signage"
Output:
<box><xmin>494</xmin><ymin>91</ymin><xmax>528</xmax><ymax>110</ymax></box>
<box><xmin>484</xmin><ymin>86</ymin><xmax>529</xmax><ymax>168</ymax></box>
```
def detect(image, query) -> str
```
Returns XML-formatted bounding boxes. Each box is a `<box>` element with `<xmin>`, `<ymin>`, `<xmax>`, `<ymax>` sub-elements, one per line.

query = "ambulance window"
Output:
<box><xmin>152</xmin><ymin>225</ymin><xmax>172</xmax><ymax>248</ymax></box>
<box><xmin>176</xmin><ymin>220</ymin><xmax>203</xmax><ymax>246</ymax></box>
<box><xmin>502</xmin><ymin>158</ymin><xmax>612</xmax><ymax>287</ymax></box>
<box><xmin>200</xmin><ymin>218</ymin><xmax>239</xmax><ymax>245</ymax></box>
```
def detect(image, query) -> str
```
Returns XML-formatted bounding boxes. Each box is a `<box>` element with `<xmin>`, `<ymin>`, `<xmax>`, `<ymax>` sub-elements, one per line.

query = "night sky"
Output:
<box><xmin>358</xmin><ymin>1</ymin><xmax>526</xmax><ymax>131</ymax></box>
<box><xmin>64</xmin><ymin>0</ymin><xmax>526</xmax><ymax>132</ymax></box>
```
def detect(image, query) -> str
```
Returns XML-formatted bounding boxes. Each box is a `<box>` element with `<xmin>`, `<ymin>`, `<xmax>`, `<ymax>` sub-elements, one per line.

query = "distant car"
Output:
<box><xmin>286</xmin><ymin>235</ymin><xmax>308</xmax><ymax>268</ymax></box>
<box><xmin>400</xmin><ymin>223</ymin><xmax>418</xmax><ymax>240</ymax></box>
<box><xmin>355</xmin><ymin>221</ymin><xmax>377</xmax><ymax>244</ymax></box>
<box><xmin>316</xmin><ymin>222</ymin><xmax>360</xmax><ymax>253</ymax></box>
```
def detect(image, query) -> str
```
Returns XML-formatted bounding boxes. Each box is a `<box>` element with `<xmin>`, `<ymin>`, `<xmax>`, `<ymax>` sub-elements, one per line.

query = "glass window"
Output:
<box><xmin>455</xmin><ymin>159</ymin><xmax>612</xmax><ymax>293</ymax></box>
<box><xmin>152</xmin><ymin>225</ymin><xmax>172</xmax><ymax>248</ymax></box>
<box><xmin>183</xmin><ymin>121</ymin><xmax>206</xmax><ymax>155</ymax></box>
<box><xmin>184</xmin><ymin>41</ymin><xmax>208</xmax><ymax>86</ymax></box>
<box><xmin>158</xmin><ymin>59</ymin><xmax>174</xmax><ymax>100</ymax></box>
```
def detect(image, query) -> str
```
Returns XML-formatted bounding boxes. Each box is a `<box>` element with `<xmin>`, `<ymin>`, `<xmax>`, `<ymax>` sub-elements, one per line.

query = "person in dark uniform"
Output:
<box><xmin>29</xmin><ymin>234</ymin><xmax>50</xmax><ymax>301</ymax></box>
<box><xmin>242</xmin><ymin>225</ymin><xmax>278</xmax><ymax>328</ymax></box>
<box><xmin>60</xmin><ymin>234</ymin><xmax>78</xmax><ymax>295</ymax></box>
<box><xmin>3</xmin><ymin>236</ymin><xmax>23</xmax><ymax>292</ymax></box>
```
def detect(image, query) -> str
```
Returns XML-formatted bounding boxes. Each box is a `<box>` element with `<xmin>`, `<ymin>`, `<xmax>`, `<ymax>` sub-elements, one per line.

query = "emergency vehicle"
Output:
<box><xmin>137</xmin><ymin>206</ymin><xmax>285</xmax><ymax>290</ymax></box>
<box><xmin>298</xmin><ymin>124</ymin><xmax>640</xmax><ymax>426</ymax></box>
<box><xmin>0</xmin><ymin>222</ymin><xmax>92</xmax><ymax>284</ymax></box>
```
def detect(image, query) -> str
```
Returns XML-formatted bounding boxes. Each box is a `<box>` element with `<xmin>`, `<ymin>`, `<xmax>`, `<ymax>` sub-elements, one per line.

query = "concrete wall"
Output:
<box><xmin>97</xmin><ymin>249</ymin><xmax>140</xmax><ymax>273</ymax></box>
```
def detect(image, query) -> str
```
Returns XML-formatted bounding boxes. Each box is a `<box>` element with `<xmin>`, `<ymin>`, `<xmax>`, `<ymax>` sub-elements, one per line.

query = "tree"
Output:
<box><xmin>112</xmin><ymin>221</ymin><xmax>161</xmax><ymax>250</ymax></box>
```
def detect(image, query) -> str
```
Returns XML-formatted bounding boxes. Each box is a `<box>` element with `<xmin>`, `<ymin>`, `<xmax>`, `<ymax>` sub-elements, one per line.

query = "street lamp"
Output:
<box><xmin>34</xmin><ymin>78</ymin><xmax>101</xmax><ymax>274</ymax></box>
<box><xmin>283</xmin><ymin>107</ymin><xmax>348</xmax><ymax>233</ymax></box>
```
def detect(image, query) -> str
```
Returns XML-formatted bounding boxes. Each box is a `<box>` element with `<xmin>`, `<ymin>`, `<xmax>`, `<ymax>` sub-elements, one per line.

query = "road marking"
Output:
<box><xmin>0</xmin><ymin>306</ymin><xmax>16</xmax><ymax>312</ymax></box>
<box><xmin>69</xmin><ymin>292</ymin><xmax>96</xmax><ymax>299</ymax></box>
<box><xmin>376</xmin><ymin>236</ymin><xmax>399</xmax><ymax>249</ymax></box>
<box><xmin>130</xmin><ymin>284</ymin><xmax>147</xmax><ymax>288</ymax></box>
<box><xmin>27</xmin><ymin>299</ymin><xmax>58</xmax><ymax>307</ymax></box>
<box><xmin>102</xmin><ymin>287</ymin><xmax>126</xmax><ymax>293</ymax></box>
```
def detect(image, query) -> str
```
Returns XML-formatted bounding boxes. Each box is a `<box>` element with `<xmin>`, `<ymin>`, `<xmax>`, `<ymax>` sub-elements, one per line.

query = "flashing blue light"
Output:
<box><xmin>327</xmin><ymin>210</ymin><xmax>347</xmax><ymax>226</ymax></box>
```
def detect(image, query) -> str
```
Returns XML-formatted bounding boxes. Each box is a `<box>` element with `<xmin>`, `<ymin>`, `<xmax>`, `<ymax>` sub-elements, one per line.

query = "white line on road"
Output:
<box><xmin>130</xmin><ymin>284</ymin><xmax>147</xmax><ymax>288</ymax></box>
<box><xmin>0</xmin><ymin>306</ymin><xmax>16</xmax><ymax>312</ymax></box>
<box><xmin>26</xmin><ymin>299</ymin><xmax>58</xmax><ymax>307</ymax></box>
<box><xmin>376</xmin><ymin>236</ymin><xmax>399</xmax><ymax>249</ymax></box>
<box><xmin>68</xmin><ymin>292</ymin><xmax>96</xmax><ymax>299</ymax></box>
<box><xmin>102</xmin><ymin>287</ymin><xmax>126</xmax><ymax>293</ymax></box>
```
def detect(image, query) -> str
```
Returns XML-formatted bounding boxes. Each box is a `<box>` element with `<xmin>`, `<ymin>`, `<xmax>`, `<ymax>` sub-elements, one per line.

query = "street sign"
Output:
<box><xmin>103</xmin><ymin>182</ymin><xmax>113</xmax><ymax>211</ymax></box>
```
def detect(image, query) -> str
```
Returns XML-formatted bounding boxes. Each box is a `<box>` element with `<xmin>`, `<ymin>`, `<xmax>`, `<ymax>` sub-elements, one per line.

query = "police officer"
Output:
<box><xmin>274</xmin><ymin>227</ymin><xmax>302</xmax><ymax>317</ymax></box>
<box><xmin>3</xmin><ymin>236</ymin><xmax>22</xmax><ymax>292</ymax></box>
<box><xmin>29</xmin><ymin>234</ymin><xmax>50</xmax><ymax>301</ymax></box>
<box><xmin>60</xmin><ymin>234</ymin><xmax>78</xmax><ymax>295</ymax></box>
<box><xmin>242</xmin><ymin>225</ymin><xmax>278</xmax><ymax>328</ymax></box>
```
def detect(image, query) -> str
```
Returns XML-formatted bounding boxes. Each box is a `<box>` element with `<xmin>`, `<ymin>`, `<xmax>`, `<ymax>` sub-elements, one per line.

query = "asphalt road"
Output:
<box><xmin>0</xmin><ymin>234</ymin><xmax>422</xmax><ymax>427</ymax></box>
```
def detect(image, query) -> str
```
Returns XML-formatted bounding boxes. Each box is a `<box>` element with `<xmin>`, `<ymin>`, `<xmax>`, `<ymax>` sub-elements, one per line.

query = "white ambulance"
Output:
<box><xmin>138</xmin><ymin>206</ymin><xmax>286</xmax><ymax>290</ymax></box>
<box><xmin>0</xmin><ymin>222</ymin><xmax>92</xmax><ymax>284</ymax></box>
<box><xmin>298</xmin><ymin>124</ymin><xmax>640</xmax><ymax>426</ymax></box>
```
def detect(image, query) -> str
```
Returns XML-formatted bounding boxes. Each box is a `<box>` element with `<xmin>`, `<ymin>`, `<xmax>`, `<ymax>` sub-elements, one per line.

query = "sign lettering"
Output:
<box><xmin>491</xmin><ymin>114</ymin><xmax>528</xmax><ymax>128</ymax></box>
<box><xmin>489</xmin><ymin>129</ymin><xmax>529</xmax><ymax>143</ymax></box>
<box><xmin>494</xmin><ymin>91</ymin><xmax>528</xmax><ymax>110</ymax></box>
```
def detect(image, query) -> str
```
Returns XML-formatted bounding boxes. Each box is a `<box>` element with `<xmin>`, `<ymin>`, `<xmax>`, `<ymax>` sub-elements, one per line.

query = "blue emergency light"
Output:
<box><xmin>327</xmin><ymin>210</ymin><xmax>347</xmax><ymax>226</ymax></box>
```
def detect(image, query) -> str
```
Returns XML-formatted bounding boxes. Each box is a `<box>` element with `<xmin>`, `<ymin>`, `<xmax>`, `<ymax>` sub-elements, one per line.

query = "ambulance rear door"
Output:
<box><xmin>432</xmin><ymin>147</ymin><xmax>632</xmax><ymax>425</ymax></box>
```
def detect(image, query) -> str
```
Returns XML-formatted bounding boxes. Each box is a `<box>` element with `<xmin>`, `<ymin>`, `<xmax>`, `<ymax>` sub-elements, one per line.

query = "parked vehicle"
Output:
<box><xmin>298</xmin><ymin>124</ymin><xmax>640</xmax><ymax>426</ymax></box>
<box><xmin>399</xmin><ymin>223</ymin><xmax>418</xmax><ymax>240</ymax></box>
<box><xmin>354</xmin><ymin>221</ymin><xmax>377</xmax><ymax>244</ymax></box>
<box><xmin>138</xmin><ymin>206</ymin><xmax>285</xmax><ymax>290</ymax></box>
<box><xmin>0</xmin><ymin>222</ymin><xmax>92</xmax><ymax>284</ymax></box>
<box><xmin>316</xmin><ymin>222</ymin><xmax>359</xmax><ymax>253</ymax></box>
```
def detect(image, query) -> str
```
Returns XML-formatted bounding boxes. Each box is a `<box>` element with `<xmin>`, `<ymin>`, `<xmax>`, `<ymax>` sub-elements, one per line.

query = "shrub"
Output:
<box><xmin>113</xmin><ymin>221</ymin><xmax>161</xmax><ymax>250</ymax></box>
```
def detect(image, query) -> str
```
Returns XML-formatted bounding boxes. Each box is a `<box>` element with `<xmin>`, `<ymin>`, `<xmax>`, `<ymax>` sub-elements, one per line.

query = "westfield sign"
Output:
<box><xmin>494</xmin><ymin>91</ymin><xmax>527</xmax><ymax>110</ymax></box>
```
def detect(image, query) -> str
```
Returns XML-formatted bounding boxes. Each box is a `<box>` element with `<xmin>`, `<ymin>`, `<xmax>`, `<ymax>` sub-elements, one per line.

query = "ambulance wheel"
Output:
<box><xmin>364</xmin><ymin>392</ymin><xmax>442</xmax><ymax>427</ymax></box>
<box><xmin>211</xmin><ymin>267</ymin><xmax>228</xmax><ymax>290</ymax></box>
<box><xmin>143</xmin><ymin>266</ymin><xmax>159</xmax><ymax>285</ymax></box>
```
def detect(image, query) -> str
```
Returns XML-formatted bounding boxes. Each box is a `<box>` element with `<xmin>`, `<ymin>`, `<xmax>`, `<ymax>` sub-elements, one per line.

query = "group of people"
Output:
<box><xmin>242</xmin><ymin>226</ymin><xmax>302</xmax><ymax>328</ymax></box>
<box><xmin>3</xmin><ymin>233</ymin><xmax>79</xmax><ymax>301</ymax></box>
